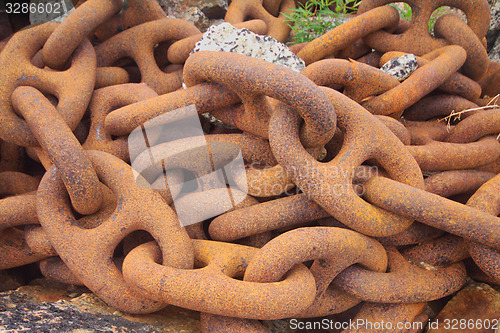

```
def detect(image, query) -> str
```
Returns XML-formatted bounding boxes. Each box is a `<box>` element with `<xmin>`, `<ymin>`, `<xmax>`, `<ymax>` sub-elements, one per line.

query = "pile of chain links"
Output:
<box><xmin>0</xmin><ymin>0</ymin><xmax>499</xmax><ymax>331</ymax></box>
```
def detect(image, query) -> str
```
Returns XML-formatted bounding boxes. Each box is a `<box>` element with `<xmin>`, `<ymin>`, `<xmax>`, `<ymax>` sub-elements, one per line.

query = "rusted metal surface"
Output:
<box><xmin>445</xmin><ymin>108</ymin><xmax>500</xmax><ymax>143</ymax></box>
<box><xmin>244</xmin><ymin>227</ymin><xmax>387</xmax><ymax>317</ymax></box>
<box><xmin>301</xmin><ymin>58</ymin><xmax>399</xmax><ymax>103</ymax></box>
<box><xmin>93</xmin><ymin>0</ymin><xmax>166</xmax><ymax>41</ymax></box>
<box><xmin>201</xmin><ymin>313</ymin><xmax>269</xmax><ymax>333</ymax></box>
<box><xmin>406</xmin><ymin>120</ymin><xmax>500</xmax><ymax>171</ymax></box>
<box><xmin>376</xmin><ymin>115</ymin><xmax>412</xmax><ymax>144</ymax></box>
<box><xmin>404</xmin><ymin>95</ymin><xmax>480</xmax><ymax>121</ymax></box>
<box><xmin>466</xmin><ymin>174</ymin><xmax>500</xmax><ymax>282</ymax></box>
<box><xmin>0</xmin><ymin>1</ymin><xmax>499</xmax><ymax>330</ymax></box>
<box><xmin>13</xmin><ymin>86</ymin><xmax>103</xmax><ymax>215</ymax></box>
<box><xmin>0</xmin><ymin>173</ymin><xmax>44</xmax><ymax>270</ymax></box>
<box><xmin>37</xmin><ymin>150</ymin><xmax>194</xmax><ymax>313</ymax></box>
<box><xmin>84</xmin><ymin>83</ymin><xmax>158</xmax><ymax>161</ymax></box>
<box><xmin>402</xmin><ymin>234</ymin><xmax>469</xmax><ymax>267</ymax></box>
<box><xmin>39</xmin><ymin>257</ymin><xmax>83</xmax><ymax>286</ymax></box>
<box><xmin>95</xmin><ymin>67</ymin><xmax>130</xmax><ymax>89</ymax></box>
<box><xmin>122</xmin><ymin>239</ymin><xmax>316</xmax><ymax>319</ymax></box>
<box><xmin>363</xmin><ymin>176</ymin><xmax>500</xmax><ymax>250</ymax></box>
<box><xmin>377</xmin><ymin>222</ymin><xmax>443</xmax><ymax>247</ymax></box>
<box><xmin>344</xmin><ymin>302</ymin><xmax>427</xmax><ymax>333</ymax></box>
<box><xmin>297</xmin><ymin>6</ymin><xmax>400</xmax><ymax>65</ymax></box>
<box><xmin>424</xmin><ymin>170</ymin><xmax>496</xmax><ymax>197</ymax></box>
<box><xmin>433</xmin><ymin>14</ymin><xmax>489</xmax><ymax>81</ymax></box>
<box><xmin>225</xmin><ymin>0</ymin><xmax>294</xmax><ymax>42</ymax></box>
<box><xmin>104</xmin><ymin>83</ymin><xmax>240</xmax><ymax>136</ymax></box>
<box><xmin>334</xmin><ymin>247</ymin><xmax>467</xmax><ymax>303</ymax></box>
<box><xmin>42</xmin><ymin>0</ymin><xmax>123</xmax><ymax>69</ymax></box>
<box><xmin>379</xmin><ymin>50</ymin><xmax>482</xmax><ymax>104</ymax></box>
<box><xmin>0</xmin><ymin>23</ymin><xmax>96</xmax><ymax>147</ymax></box>
<box><xmin>185</xmin><ymin>51</ymin><xmax>337</xmax><ymax>147</ymax></box>
<box><xmin>269</xmin><ymin>86</ymin><xmax>423</xmax><ymax>237</ymax></box>
<box><xmin>478</xmin><ymin>60</ymin><xmax>500</xmax><ymax>98</ymax></box>
<box><xmin>95</xmin><ymin>18</ymin><xmax>200</xmax><ymax>95</ymax></box>
<box><xmin>24</xmin><ymin>225</ymin><xmax>56</xmax><ymax>258</ymax></box>
<box><xmin>358</xmin><ymin>0</ymin><xmax>490</xmax><ymax>56</ymax></box>
<box><xmin>209</xmin><ymin>193</ymin><xmax>328</xmax><ymax>241</ymax></box>
<box><xmin>363</xmin><ymin>46</ymin><xmax>467</xmax><ymax>118</ymax></box>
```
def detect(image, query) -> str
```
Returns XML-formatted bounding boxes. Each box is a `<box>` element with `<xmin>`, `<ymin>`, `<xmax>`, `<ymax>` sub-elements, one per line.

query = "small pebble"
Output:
<box><xmin>381</xmin><ymin>54</ymin><xmax>418</xmax><ymax>81</ymax></box>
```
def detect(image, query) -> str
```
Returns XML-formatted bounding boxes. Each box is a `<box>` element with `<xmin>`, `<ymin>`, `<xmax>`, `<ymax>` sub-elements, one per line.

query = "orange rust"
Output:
<box><xmin>358</xmin><ymin>0</ymin><xmax>490</xmax><ymax>55</ymax></box>
<box><xmin>225</xmin><ymin>0</ymin><xmax>294</xmax><ymax>42</ymax></box>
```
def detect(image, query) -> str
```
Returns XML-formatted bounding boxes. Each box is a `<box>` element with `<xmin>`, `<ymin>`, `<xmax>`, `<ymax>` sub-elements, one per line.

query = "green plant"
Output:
<box><xmin>428</xmin><ymin>6</ymin><xmax>448</xmax><ymax>34</ymax></box>
<box><xmin>389</xmin><ymin>3</ymin><xmax>451</xmax><ymax>34</ymax></box>
<box><xmin>333</xmin><ymin>0</ymin><xmax>362</xmax><ymax>14</ymax></box>
<box><xmin>283</xmin><ymin>0</ymin><xmax>457</xmax><ymax>45</ymax></box>
<box><xmin>282</xmin><ymin>0</ymin><xmax>362</xmax><ymax>45</ymax></box>
<box><xmin>389</xmin><ymin>3</ymin><xmax>412</xmax><ymax>22</ymax></box>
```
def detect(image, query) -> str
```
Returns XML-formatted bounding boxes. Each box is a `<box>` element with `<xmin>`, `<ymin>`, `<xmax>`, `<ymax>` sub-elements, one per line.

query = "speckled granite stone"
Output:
<box><xmin>190</xmin><ymin>22</ymin><xmax>305</xmax><ymax>72</ymax></box>
<box><xmin>381</xmin><ymin>54</ymin><xmax>418</xmax><ymax>82</ymax></box>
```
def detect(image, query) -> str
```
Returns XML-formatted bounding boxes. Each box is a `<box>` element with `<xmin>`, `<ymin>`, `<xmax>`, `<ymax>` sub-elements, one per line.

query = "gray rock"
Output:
<box><xmin>0</xmin><ymin>282</ymin><xmax>201</xmax><ymax>332</ymax></box>
<box><xmin>0</xmin><ymin>293</ymin><xmax>157</xmax><ymax>332</ymax></box>
<box><xmin>487</xmin><ymin>0</ymin><xmax>500</xmax><ymax>52</ymax></box>
<box><xmin>198</xmin><ymin>0</ymin><xmax>228</xmax><ymax>19</ymax></box>
<box><xmin>0</xmin><ymin>280</ymin><xmax>293</xmax><ymax>332</ymax></box>
<box><xmin>381</xmin><ymin>54</ymin><xmax>418</xmax><ymax>82</ymax></box>
<box><xmin>158</xmin><ymin>0</ymin><xmax>228</xmax><ymax>31</ymax></box>
<box><xmin>191</xmin><ymin>22</ymin><xmax>305</xmax><ymax>72</ymax></box>
<box><xmin>29</xmin><ymin>0</ymin><xmax>74</xmax><ymax>25</ymax></box>
<box><xmin>487</xmin><ymin>0</ymin><xmax>500</xmax><ymax>60</ymax></box>
<box><xmin>159</xmin><ymin>0</ymin><xmax>228</xmax><ymax>18</ymax></box>
<box><xmin>176</xmin><ymin>7</ymin><xmax>209</xmax><ymax>32</ymax></box>
<box><xmin>490</xmin><ymin>37</ymin><xmax>500</xmax><ymax>62</ymax></box>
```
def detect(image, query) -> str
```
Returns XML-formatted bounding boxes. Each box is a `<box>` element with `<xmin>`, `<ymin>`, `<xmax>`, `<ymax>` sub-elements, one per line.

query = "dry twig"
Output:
<box><xmin>438</xmin><ymin>94</ymin><xmax>500</xmax><ymax>137</ymax></box>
